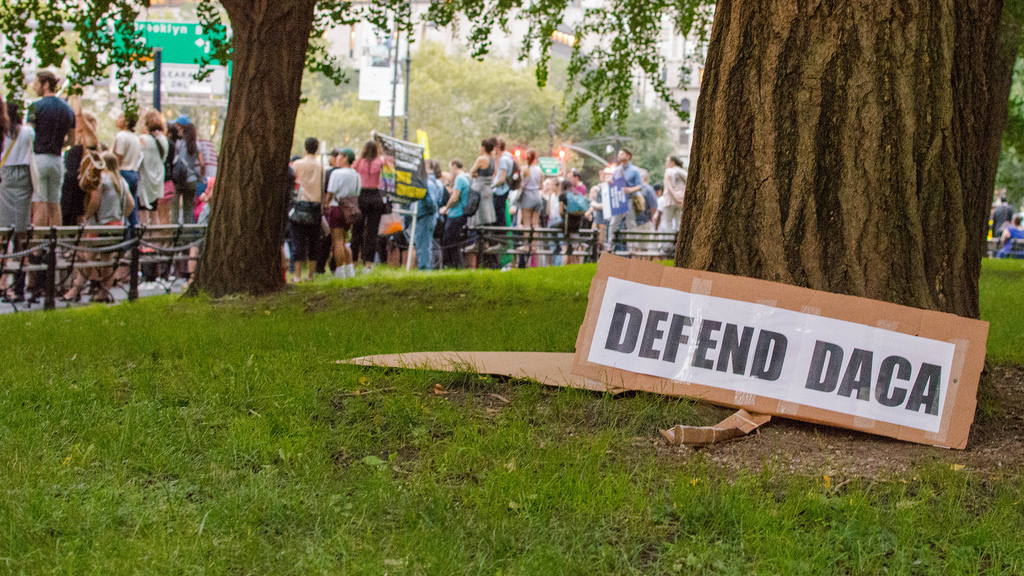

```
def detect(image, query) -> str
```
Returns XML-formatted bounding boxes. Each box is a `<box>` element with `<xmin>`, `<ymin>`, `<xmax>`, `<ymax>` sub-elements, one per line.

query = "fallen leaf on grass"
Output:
<box><xmin>433</xmin><ymin>384</ymin><xmax>449</xmax><ymax>395</ymax></box>
<box><xmin>362</xmin><ymin>455</ymin><xmax>387</xmax><ymax>468</ymax></box>
<box><xmin>505</xmin><ymin>459</ymin><xmax>516</xmax><ymax>472</ymax></box>
<box><xmin>508</xmin><ymin>501</ymin><xmax>519</xmax><ymax>510</ymax></box>
<box><xmin>489</xmin><ymin>393</ymin><xmax>511</xmax><ymax>404</ymax></box>
<box><xmin>951</xmin><ymin>464</ymin><xmax>965</xmax><ymax>471</ymax></box>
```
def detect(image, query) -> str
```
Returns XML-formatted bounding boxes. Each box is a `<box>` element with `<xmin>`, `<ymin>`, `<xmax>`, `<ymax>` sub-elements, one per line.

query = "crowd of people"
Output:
<box><xmin>1</xmin><ymin>71</ymin><xmax>692</xmax><ymax>301</ymax></box>
<box><xmin>289</xmin><ymin>135</ymin><xmax>688</xmax><ymax>278</ymax></box>
<box><xmin>0</xmin><ymin>71</ymin><xmax>209</xmax><ymax>302</ymax></box>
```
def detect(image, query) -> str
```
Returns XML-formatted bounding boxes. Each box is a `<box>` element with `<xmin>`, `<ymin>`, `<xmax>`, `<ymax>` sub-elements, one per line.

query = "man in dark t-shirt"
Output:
<box><xmin>26</xmin><ymin>70</ymin><xmax>75</xmax><ymax>228</ymax></box>
<box><xmin>992</xmin><ymin>197</ymin><xmax>1015</xmax><ymax>238</ymax></box>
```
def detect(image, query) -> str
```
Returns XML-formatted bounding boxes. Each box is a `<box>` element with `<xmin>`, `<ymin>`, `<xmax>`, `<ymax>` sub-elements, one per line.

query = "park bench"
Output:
<box><xmin>0</xmin><ymin>224</ymin><xmax>207</xmax><ymax>310</ymax></box>
<box><xmin>466</xmin><ymin>226</ymin><xmax>601</xmax><ymax>267</ymax></box>
<box><xmin>987</xmin><ymin>237</ymin><xmax>1024</xmax><ymax>258</ymax></box>
<box><xmin>610</xmin><ymin>229</ymin><xmax>677</xmax><ymax>260</ymax></box>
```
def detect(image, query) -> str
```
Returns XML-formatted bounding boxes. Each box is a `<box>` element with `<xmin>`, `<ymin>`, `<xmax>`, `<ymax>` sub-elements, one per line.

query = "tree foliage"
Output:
<box><xmin>292</xmin><ymin>42</ymin><xmax>672</xmax><ymax>180</ymax></box>
<box><xmin>2</xmin><ymin>0</ymin><xmax>711</xmax><ymax>133</ymax></box>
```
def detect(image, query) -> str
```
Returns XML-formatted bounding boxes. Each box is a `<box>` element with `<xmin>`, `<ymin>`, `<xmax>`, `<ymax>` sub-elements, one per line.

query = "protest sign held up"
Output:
<box><xmin>374</xmin><ymin>132</ymin><xmax>428</xmax><ymax>203</ymax></box>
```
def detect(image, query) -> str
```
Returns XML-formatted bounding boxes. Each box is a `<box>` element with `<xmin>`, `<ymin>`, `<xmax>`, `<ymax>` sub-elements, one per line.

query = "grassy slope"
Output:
<box><xmin>0</xmin><ymin>263</ymin><xmax>1022</xmax><ymax>574</ymax></box>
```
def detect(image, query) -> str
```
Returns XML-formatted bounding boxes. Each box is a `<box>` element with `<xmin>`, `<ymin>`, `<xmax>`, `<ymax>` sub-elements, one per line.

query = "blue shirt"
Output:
<box><xmin>493</xmin><ymin>152</ymin><xmax>514</xmax><ymax>197</ymax></box>
<box><xmin>449</xmin><ymin>173</ymin><xmax>471</xmax><ymax>218</ymax></box>
<box><xmin>417</xmin><ymin>175</ymin><xmax>444</xmax><ymax>219</ymax></box>
<box><xmin>616</xmin><ymin>162</ymin><xmax>642</xmax><ymax>193</ymax></box>
<box><xmin>998</xmin><ymin>226</ymin><xmax>1024</xmax><ymax>258</ymax></box>
<box><xmin>636</xmin><ymin>185</ymin><xmax>659</xmax><ymax>226</ymax></box>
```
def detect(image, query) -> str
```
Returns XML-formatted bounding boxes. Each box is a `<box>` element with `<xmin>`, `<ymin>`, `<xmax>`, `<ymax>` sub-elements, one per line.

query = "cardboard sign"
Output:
<box><xmin>572</xmin><ymin>256</ymin><xmax>989</xmax><ymax>449</ymax></box>
<box><xmin>374</xmin><ymin>132</ymin><xmax>427</xmax><ymax>202</ymax></box>
<box><xmin>608</xmin><ymin>175</ymin><xmax>629</xmax><ymax>216</ymax></box>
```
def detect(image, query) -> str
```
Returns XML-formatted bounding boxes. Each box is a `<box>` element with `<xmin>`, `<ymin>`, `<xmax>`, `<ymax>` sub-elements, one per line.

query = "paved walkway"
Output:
<box><xmin>0</xmin><ymin>277</ymin><xmax>189</xmax><ymax>314</ymax></box>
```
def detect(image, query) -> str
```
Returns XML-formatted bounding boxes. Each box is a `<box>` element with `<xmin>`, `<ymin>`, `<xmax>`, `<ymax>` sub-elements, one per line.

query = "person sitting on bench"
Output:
<box><xmin>997</xmin><ymin>215</ymin><xmax>1024</xmax><ymax>258</ymax></box>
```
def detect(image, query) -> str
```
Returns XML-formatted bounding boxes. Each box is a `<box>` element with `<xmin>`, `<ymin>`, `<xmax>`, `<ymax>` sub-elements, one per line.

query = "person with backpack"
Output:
<box><xmin>560</xmin><ymin>178</ymin><xmax>589</xmax><ymax>265</ymax></box>
<box><xmin>325</xmin><ymin>148</ymin><xmax>361</xmax><ymax>279</ymax></box>
<box><xmin>440</xmin><ymin>158</ymin><xmax>470</xmax><ymax>269</ymax></box>
<box><xmin>170</xmin><ymin>122</ymin><xmax>204</xmax><ymax>225</ymax></box>
<box><xmin>136</xmin><ymin>109</ymin><xmax>168</xmax><ymax>227</ymax></box>
<box><xmin>62</xmin><ymin>151</ymin><xmax>135</xmax><ymax>303</ymax></box>
<box><xmin>406</xmin><ymin>159</ymin><xmax>442</xmax><ymax>270</ymax></box>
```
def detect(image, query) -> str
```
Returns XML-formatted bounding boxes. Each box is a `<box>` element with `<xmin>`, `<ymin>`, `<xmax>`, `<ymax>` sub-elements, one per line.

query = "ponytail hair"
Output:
<box><xmin>100</xmin><ymin>151</ymin><xmax>122</xmax><ymax>194</ymax></box>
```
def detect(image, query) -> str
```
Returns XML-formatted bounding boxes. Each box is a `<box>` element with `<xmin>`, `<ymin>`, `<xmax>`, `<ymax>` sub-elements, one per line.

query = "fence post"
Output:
<box><xmin>590</xmin><ymin>229</ymin><xmax>599</xmax><ymax>263</ymax></box>
<box><xmin>128</xmin><ymin>226</ymin><xmax>141</xmax><ymax>302</ymax></box>
<box><xmin>44</xmin><ymin>228</ymin><xmax>57</xmax><ymax>310</ymax></box>
<box><xmin>476</xmin><ymin>228</ymin><xmax>485</xmax><ymax>269</ymax></box>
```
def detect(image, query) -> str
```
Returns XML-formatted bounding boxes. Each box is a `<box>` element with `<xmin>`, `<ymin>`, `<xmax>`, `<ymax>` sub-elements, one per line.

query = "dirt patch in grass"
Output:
<box><xmin>337</xmin><ymin>363</ymin><xmax>1024</xmax><ymax>480</ymax></box>
<box><xmin>654</xmin><ymin>363</ymin><xmax>1024</xmax><ymax>479</ymax></box>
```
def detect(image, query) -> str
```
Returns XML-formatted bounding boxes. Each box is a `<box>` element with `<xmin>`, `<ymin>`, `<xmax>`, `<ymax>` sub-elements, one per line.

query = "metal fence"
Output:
<box><xmin>0</xmin><ymin>224</ymin><xmax>206</xmax><ymax>311</ymax></box>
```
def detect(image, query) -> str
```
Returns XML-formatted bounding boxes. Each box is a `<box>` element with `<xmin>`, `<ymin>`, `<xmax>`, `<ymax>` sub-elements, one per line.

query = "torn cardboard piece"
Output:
<box><xmin>660</xmin><ymin>409</ymin><xmax>772</xmax><ymax>446</ymax></box>
<box><xmin>343</xmin><ymin>351</ymin><xmax>626</xmax><ymax>394</ymax></box>
<box><xmin>573</xmin><ymin>255</ymin><xmax>989</xmax><ymax>449</ymax></box>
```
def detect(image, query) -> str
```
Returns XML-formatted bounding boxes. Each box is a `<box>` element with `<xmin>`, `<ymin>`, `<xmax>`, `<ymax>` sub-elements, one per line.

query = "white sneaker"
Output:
<box><xmin>333</xmin><ymin>268</ymin><xmax>347</xmax><ymax>279</ymax></box>
<box><xmin>345</xmin><ymin>264</ymin><xmax>356</xmax><ymax>278</ymax></box>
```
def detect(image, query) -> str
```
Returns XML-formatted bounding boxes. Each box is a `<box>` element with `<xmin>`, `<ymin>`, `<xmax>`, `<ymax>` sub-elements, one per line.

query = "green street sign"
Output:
<box><xmin>133</xmin><ymin>21</ymin><xmax>228</xmax><ymax>66</ymax></box>
<box><xmin>539</xmin><ymin>156</ymin><xmax>562</xmax><ymax>176</ymax></box>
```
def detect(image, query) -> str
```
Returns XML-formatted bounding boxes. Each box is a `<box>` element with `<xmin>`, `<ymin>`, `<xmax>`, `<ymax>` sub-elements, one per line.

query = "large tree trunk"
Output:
<box><xmin>189</xmin><ymin>0</ymin><xmax>317</xmax><ymax>297</ymax></box>
<box><xmin>675</xmin><ymin>0</ymin><xmax>1017</xmax><ymax>319</ymax></box>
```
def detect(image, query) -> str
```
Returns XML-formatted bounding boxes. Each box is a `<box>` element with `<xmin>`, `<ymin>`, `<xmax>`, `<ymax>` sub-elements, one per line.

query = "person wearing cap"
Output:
<box><xmin>326</xmin><ymin>147</ymin><xmax>361</xmax><ymax>279</ymax></box>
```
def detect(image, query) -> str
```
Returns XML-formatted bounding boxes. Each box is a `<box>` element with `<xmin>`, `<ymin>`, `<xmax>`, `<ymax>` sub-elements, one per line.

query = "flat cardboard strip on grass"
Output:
<box><xmin>344</xmin><ymin>351</ymin><xmax>624</xmax><ymax>394</ymax></box>
<box><xmin>573</xmin><ymin>255</ymin><xmax>989</xmax><ymax>449</ymax></box>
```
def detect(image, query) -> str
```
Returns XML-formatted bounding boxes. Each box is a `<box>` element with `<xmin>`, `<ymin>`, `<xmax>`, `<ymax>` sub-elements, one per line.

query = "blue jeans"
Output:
<box><xmin>410</xmin><ymin>214</ymin><xmax>437</xmax><ymax>270</ymax></box>
<box><xmin>120</xmin><ymin>170</ymin><xmax>139</xmax><ymax>227</ymax></box>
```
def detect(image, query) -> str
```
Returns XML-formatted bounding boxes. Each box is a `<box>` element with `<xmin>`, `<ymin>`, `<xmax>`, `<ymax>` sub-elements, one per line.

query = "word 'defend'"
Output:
<box><xmin>604</xmin><ymin>303</ymin><xmax>788</xmax><ymax>382</ymax></box>
<box><xmin>586</xmin><ymin>277</ymin><xmax>956</xmax><ymax>433</ymax></box>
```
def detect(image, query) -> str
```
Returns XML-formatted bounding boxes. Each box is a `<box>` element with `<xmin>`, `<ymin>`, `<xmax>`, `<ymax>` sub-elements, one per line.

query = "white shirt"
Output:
<box><xmin>547</xmin><ymin>192</ymin><xmax>561</xmax><ymax>222</ymax></box>
<box><xmin>138</xmin><ymin>133</ymin><xmax>169</xmax><ymax>208</ymax></box>
<box><xmin>327</xmin><ymin>167</ymin><xmax>361</xmax><ymax>206</ymax></box>
<box><xmin>113</xmin><ymin>130</ymin><xmax>142</xmax><ymax>171</ymax></box>
<box><xmin>663</xmin><ymin>166</ymin><xmax>686</xmax><ymax>206</ymax></box>
<box><xmin>1</xmin><ymin>125</ymin><xmax>35</xmax><ymax>167</ymax></box>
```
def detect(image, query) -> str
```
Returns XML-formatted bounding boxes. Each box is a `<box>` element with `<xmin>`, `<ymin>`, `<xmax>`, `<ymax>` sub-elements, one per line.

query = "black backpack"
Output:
<box><xmin>463</xmin><ymin>185</ymin><xmax>481</xmax><ymax>218</ymax></box>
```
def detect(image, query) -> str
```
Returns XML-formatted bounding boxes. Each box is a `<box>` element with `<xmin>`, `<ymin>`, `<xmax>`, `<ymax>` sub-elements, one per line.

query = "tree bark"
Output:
<box><xmin>188</xmin><ymin>0</ymin><xmax>317</xmax><ymax>297</ymax></box>
<box><xmin>675</xmin><ymin>0</ymin><xmax>1017</xmax><ymax>319</ymax></box>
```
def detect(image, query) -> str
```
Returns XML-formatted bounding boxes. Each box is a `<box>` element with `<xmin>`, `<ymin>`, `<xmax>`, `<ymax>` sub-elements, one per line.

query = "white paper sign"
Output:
<box><xmin>587</xmin><ymin>278</ymin><xmax>956</xmax><ymax>432</ymax></box>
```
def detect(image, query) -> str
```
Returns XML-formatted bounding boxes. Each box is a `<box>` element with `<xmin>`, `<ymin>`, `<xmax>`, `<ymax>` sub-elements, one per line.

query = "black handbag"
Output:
<box><xmin>289</xmin><ymin>200</ymin><xmax>321</xmax><ymax>225</ymax></box>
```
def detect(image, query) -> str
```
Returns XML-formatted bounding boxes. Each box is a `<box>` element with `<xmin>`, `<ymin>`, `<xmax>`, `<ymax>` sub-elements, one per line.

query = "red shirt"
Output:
<box><xmin>353</xmin><ymin>156</ymin><xmax>385</xmax><ymax>190</ymax></box>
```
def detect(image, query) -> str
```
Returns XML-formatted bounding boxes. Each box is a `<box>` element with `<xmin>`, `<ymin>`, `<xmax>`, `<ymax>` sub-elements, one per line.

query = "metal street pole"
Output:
<box><xmin>153</xmin><ymin>48</ymin><xmax>162</xmax><ymax>111</ymax></box>
<box><xmin>402</xmin><ymin>38</ymin><xmax>411</xmax><ymax>141</ymax></box>
<box><xmin>389</xmin><ymin>17</ymin><xmax>401</xmax><ymax>138</ymax></box>
<box><xmin>548</xmin><ymin>106</ymin><xmax>555</xmax><ymax>156</ymax></box>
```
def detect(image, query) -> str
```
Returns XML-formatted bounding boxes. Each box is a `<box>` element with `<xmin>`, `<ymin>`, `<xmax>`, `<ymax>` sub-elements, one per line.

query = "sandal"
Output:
<box><xmin>61</xmin><ymin>289</ymin><xmax>82</xmax><ymax>303</ymax></box>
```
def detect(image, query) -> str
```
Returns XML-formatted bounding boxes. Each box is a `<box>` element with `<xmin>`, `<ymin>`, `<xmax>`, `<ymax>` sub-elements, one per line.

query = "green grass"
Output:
<box><xmin>0</xmin><ymin>263</ymin><xmax>1022</xmax><ymax>574</ymax></box>
<box><xmin>979</xmin><ymin>258</ymin><xmax>1024</xmax><ymax>365</ymax></box>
